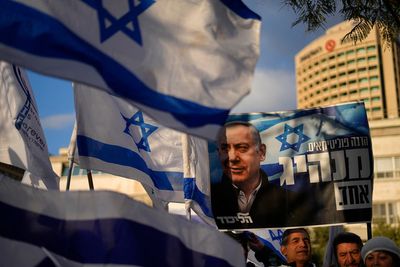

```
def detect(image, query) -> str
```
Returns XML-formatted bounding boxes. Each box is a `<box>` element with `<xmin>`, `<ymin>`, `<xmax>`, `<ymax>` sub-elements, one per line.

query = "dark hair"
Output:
<box><xmin>218</xmin><ymin>121</ymin><xmax>262</xmax><ymax>148</ymax></box>
<box><xmin>281</xmin><ymin>228</ymin><xmax>310</xmax><ymax>246</ymax></box>
<box><xmin>333</xmin><ymin>232</ymin><xmax>363</xmax><ymax>257</ymax></box>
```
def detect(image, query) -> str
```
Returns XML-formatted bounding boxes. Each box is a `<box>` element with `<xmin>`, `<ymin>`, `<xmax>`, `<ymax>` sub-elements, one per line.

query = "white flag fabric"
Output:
<box><xmin>182</xmin><ymin>134</ymin><xmax>215</xmax><ymax>225</ymax></box>
<box><xmin>0</xmin><ymin>61</ymin><xmax>59</xmax><ymax>189</ymax></box>
<box><xmin>0</xmin><ymin>0</ymin><xmax>260</xmax><ymax>140</ymax></box>
<box><xmin>0</xmin><ymin>173</ymin><xmax>245</xmax><ymax>267</ymax></box>
<box><xmin>74</xmin><ymin>84</ymin><xmax>212</xmax><ymax>223</ymax></box>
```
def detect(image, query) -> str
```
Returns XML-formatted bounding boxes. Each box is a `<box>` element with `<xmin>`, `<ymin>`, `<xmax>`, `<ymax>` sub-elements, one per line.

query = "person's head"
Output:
<box><xmin>280</xmin><ymin>228</ymin><xmax>312</xmax><ymax>266</ymax></box>
<box><xmin>361</xmin><ymin>236</ymin><xmax>400</xmax><ymax>267</ymax></box>
<box><xmin>333</xmin><ymin>232</ymin><xmax>363</xmax><ymax>267</ymax></box>
<box><xmin>217</xmin><ymin>121</ymin><xmax>266</xmax><ymax>190</ymax></box>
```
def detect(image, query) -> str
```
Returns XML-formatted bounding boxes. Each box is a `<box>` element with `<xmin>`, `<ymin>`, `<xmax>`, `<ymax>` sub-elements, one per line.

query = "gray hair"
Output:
<box><xmin>281</xmin><ymin>228</ymin><xmax>310</xmax><ymax>246</ymax></box>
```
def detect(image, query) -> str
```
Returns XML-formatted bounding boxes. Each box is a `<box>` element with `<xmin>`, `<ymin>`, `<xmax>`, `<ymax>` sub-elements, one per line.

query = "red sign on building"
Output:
<box><xmin>325</xmin><ymin>39</ymin><xmax>336</xmax><ymax>52</ymax></box>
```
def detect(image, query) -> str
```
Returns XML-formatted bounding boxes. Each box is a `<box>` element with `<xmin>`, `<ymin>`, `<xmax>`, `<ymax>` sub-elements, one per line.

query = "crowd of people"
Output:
<box><xmin>227</xmin><ymin>228</ymin><xmax>400</xmax><ymax>267</ymax></box>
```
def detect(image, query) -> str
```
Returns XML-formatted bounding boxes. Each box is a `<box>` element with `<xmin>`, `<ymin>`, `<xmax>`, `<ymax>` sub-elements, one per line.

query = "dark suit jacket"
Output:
<box><xmin>211</xmin><ymin>169</ymin><xmax>314</xmax><ymax>229</ymax></box>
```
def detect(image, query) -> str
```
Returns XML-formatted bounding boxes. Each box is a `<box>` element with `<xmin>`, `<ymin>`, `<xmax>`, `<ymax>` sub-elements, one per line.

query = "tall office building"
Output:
<box><xmin>295</xmin><ymin>21</ymin><xmax>400</xmax><ymax>237</ymax></box>
<box><xmin>295</xmin><ymin>20</ymin><xmax>400</xmax><ymax>120</ymax></box>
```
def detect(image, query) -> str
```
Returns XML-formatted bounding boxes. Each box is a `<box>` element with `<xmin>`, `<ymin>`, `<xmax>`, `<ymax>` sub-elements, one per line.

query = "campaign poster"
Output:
<box><xmin>210</xmin><ymin>102</ymin><xmax>373</xmax><ymax>229</ymax></box>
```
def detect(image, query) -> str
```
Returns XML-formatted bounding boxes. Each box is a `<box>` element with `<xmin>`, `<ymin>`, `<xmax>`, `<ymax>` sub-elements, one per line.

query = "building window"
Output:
<box><xmin>348</xmin><ymin>69</ymin><xmax>356</xmax><ymax>74</ymax></box>
<box><xmin>375</xmin><ymin>158</ymin><xmax>393</xmax><ymax>178</ymax></box>
<box><xmin>61</xmin><ymin>165</ymin><xmax>103</xmax><ymax>176</ymax></box>
<box><xmin>371</xmin><ymin>86</ymin><xmax>380</xmax><ymax>91</ymax></box>
<box><xmin>369</xmin><ymin>65</ymin><xmax>378</xmax><ymax>70</ymax></box>
<box><xmin>358</xmin><ymin>67</ymin><xmax>367</xmax><ymax>73</ymax></box>
<box><xmin>368</xmin><ymin>55</ymin><xmax>377</xmax><ymax>61</ymax></box>
<box><xmin>346</xmin><ymin>50</ymin><xmax>355</xmax><ymax>55</ymax></box>
<box><xmin>348</xmin><ymin>59</ymin><xmax>356</xmax><ymax>65</ymax></box>
<box><xmin>367</xmin><ymin>45</ymin><xmax>376</xmax><ymax>51</ymax></box>
<box><xmin>357</xmin><ymin>57</ymin><xmax>366</xmax><ymax>63</ymax></box>
<box><xmin>359</xmin><ymin>78</ymin><xmax>368</xmax><ymax>83</ymax></box>
<box><xmin>373</xmin><ymin>202</ymin><xmax>398</xmax><ymax>224</ymax></box>
<box><xmin>356</xmin><ymin>47</ymin><xmax>366</xmax><ymax>53</ymax></box>
<box><xmin>372</xmin><ymin>97</ymin><xmax>380</xmax><ymax>102</ymax></box>
<box><xmin>370</xmin><ymin>76</ymin><xmax>379</xmax><ymax>81</ymax></box>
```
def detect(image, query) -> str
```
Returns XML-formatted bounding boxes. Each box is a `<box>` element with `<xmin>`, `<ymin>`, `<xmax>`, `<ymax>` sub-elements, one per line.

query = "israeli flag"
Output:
<box><xmin>74</xmin><ymin>84</ymin><xmax>213</xmax><ymax>224</ymax></box>
<box><xmin>248</xmin><ymin>228</ymin><xmax>286</xmax><ymax>264</ymax></box>
<box><xmin>0</xmin><ymin>61</ymin><xmax>59</xmax><ymax>189</ymax></box>
<box><xmin>0</xmin><ymin>174</ymin><xmax>244</xmax><ymax>267</ymax></box>
<box><xmin>182</xmin><ymin>134</ymin><xmax>214</xmax><ymax>225</ymax></box>
<box><xmin>0</xmin><ymin>0</ymin><xmax>261</xmax><ymax>140</ymax></box>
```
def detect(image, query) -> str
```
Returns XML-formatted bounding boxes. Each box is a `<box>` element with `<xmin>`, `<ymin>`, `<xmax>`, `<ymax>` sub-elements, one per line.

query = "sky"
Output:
<box><xmin>27</xmin><ymin>1</ymin><xmax>343</xmax><ymax>155</ymax></box>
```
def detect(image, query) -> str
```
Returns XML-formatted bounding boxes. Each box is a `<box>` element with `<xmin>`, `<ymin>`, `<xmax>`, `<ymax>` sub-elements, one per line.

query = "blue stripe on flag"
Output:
<box><xmin>184</xmin><ymin>178</ymin><xmax>213</xmax><ymax>218</ymax></box>
<box><xmin>261</xmin><ymin>163</ymin><xmax>283</xmax><ymax>178</ymax></box>
<box><xmin>77</xmin><ymin>135</ymin><xmax>183</xmax><ymax>191</ymax></box>
<box><xmin>220</xmin><ymin>0</ymin><xmax>261</xmax><ymax>20</ymax></box>
<box><xmin>0</xmin><ymin>0</ymin><xmax>229</xmax><ymax>128</ymax></box>
<box><xmin>0</xmin><ymin>201</ymin><xmax>232</xmax><ymax>266</ymax></box>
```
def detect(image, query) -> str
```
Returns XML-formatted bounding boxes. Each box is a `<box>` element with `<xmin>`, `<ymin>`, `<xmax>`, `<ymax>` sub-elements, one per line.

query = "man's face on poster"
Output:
<box><xmin>218</xmin><ymin>124</ymin><xmax>266</xmax><ymax>187</ymax></box>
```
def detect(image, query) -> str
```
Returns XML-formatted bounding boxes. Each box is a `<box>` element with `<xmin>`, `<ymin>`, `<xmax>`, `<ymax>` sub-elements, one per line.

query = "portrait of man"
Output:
<box><xmin>211</xmin><ymin>121</ymin><xmax>303</xmax><ymax>229</ymax></box>
<box><xmin>210</xmin><ymin>104</ymin><xmax>373</xmax><ymax>229</ymax></box>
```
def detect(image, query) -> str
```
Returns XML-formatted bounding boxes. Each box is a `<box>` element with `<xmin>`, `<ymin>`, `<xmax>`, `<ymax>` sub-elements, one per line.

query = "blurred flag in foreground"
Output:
<box><xmin>0</xmin><ymin>61</ymin><xmax>58</xmax><ymax>189</ymax></box>
<box><xmin>0</xmin><ymin>173</ymin><xmax>244</xmax><ymax>267</ymax></box>
<box><xmin>250</xmin><ymin>228</ymin><xmax>286</xmax><ymax>263</ymax></box>
<box><xmin>74</xmin><ymin>84</ymin><xmax>213</xmax><ymax>223</ymax></box>
<box><xmin>0</xmin><ymin>0</ymin><xmax>260</xmax><ymax>139</ymax></box>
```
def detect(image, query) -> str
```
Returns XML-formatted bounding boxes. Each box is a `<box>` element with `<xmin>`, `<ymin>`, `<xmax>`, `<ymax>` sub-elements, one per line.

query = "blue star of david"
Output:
<box><xmin>122</xmin><ymin>111</ymin><xmax>157</xmax><ymax>152</ymax></box>
<box><xmin>275</xmin><ymin>124</ymin><xmax>310</xmax><ymax>152</ymax></box>
<box><xmin>82</xmin><ymin>0</ymin><xmax>155</xmax><ymax>45</ymax></box>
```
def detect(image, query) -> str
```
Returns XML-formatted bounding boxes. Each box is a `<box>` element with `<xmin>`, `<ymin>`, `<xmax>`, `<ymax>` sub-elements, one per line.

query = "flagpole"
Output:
<box><xmin>182</xmin><ymin>134</ymin><xmax>193</xmax><ymax>221</ymax></box>
<box><xmin>367</xmin><ymin>222</ymin><xmax>372</xmax><ymax>239</ymax></box>
<box><xmin>66</xmin><ymin>157</ymin><xmax>74</xmax><ymax>191</ymax></box>
<box><xmin>66</xmin><ymin>121</ymin><xmax>77</xmax><ymax>191</ymax></box>
<box><xmin>86</xmin><ymin>169</ymin><xmax>94</xmax><ymax>190</ymax></box>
